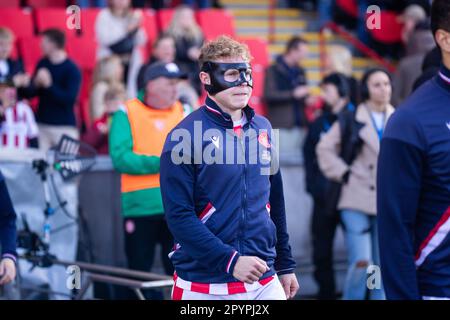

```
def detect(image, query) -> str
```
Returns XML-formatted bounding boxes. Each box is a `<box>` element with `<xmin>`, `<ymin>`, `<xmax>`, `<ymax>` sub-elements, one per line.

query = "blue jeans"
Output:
<box><xmin>341</xmin><ymin>210</ymin><xmax>385</xmax><ymax>300</ymax></box>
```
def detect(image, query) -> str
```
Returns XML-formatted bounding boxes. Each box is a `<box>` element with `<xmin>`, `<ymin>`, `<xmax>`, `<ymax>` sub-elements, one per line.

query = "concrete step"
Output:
<box><xmin>235</xmin><ymin>19</ymin><xmax>306</xmax><ymax>29</ymax></box>
<box><xmin>238</xmin><ymin>32</ymin><xmax>335</xmax><ymax>42</ymax></box>
<box><xmin>230</xmin><ymin>8</ymin><xmax>300</xmax><ymax>18</ymax></box>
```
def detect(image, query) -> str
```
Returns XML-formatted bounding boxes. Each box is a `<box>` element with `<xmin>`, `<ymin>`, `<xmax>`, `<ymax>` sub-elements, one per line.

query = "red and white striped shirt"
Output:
<box><xmin>0</xmin><ymin>101</ymin><xmax>39</xmax><ymax>149</ymax></box>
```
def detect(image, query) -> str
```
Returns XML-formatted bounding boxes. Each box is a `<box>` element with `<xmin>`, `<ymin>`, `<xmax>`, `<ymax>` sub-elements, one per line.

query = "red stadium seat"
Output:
<box><xmin>66</xmin><ymin>37</ymin><xmax>97</xmax><ymax>71</ymax></box>
<box><xmin>369</xmin><ymin>11</ymin><xmax>403</xmax><ymax>44</ymax></box>
<box><xmin>18</xmin><ymin>36</ymin><xmax>42</xmax><ymax>74</ymax></box>
<box><xmin>80</xmin><ymin>8</ymin><xmax>101</xmax><ymax>39</ymax></box>
<box><xmin>0</xmin><ymin>8</ymin><xmax>34</xmax><ymax>39</ymax></box>
<box><xmin>336</xmin><ymin>0</ymin><xmax>358</xmax><ymax>18</ymax></box>
<box><xmin>26</xmin><ymin>0</ymin><xmax>68</xmax><ymax>8</ymax></box>
<box><xmin>237</xmin><ymin>37</ymin><xmax>269</xmax><ymax>98</ymax></box>
<box><xmin>238</xmin><ymin>37</ymin><xmax>269</xmax><ymax>68</ymax></box>
<box><xmin>35</xmin><ymin>8</ymin><xmax>78</xmax><ymax>37</ymax></box>
<box><xmin>248</xmin><ymin>96</ymin><xmax>267</xmax><ymax>116</ymax></box>
<box><xmin>156</xmin><ymin>9</ymin><xmax>174</xmax><ymax>32</ymax></box>
<box><xmin>0</xmin><ymin>0</ymin><xmax>21</xmax><ymax>8</ymax></box>
<box><xmin>141</xmin><ymin>9</ymin><xmax>158</xmax><ymax>46</ymax></box>
<box><xmin>196</xmin><ymin>9</ymin><xmax>235</xmax><ymax>40</ymax></box>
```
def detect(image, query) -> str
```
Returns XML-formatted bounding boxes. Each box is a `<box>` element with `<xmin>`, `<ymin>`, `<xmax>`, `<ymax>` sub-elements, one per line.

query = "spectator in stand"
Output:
<box><xmin>0</xmin><ymin>28</ymin><xmax>25</xmax><ymax>86</ymax></box>
<box><xmin>16</xmin><ymin>29</ymin><xmax>81</xmax><ymax>152</ymax></box>
<box><xmin>83</xmin><ymin>82</ymin><xmax>125</xmax><ymax>154</ymax></box>
<box><xmin>0</xmin><ymin>79</ymin><xmax>38</xmax><ymax>149</ymax></box>
<box><xmin>95</xmin><ymin>0</ymin><xmax>147</xmax><ymax>98</ymax></box>
<box><xmin>317</xmin><ymin>68</ymin><xmax>395</xmax><ymax>300</ymax></box>
<box><xmin>263</xmin><ymin>36</ymin><xmax>310</xmax><ymax>159</ymax></box>
<box><xmin>323</xmin><ymin>45</ymin><xmax>360</xmax><ymax>106</ymax></box>
<box><xmin>393</xmin><ymin>22</ymin><xmax>435</xmax><ymax>105</ymax></box>
<box><xmin>399</xmin><ymin>4</ymin><xmax>427</xmax><ymax>47</ymax></box>
<box><xmin>90</xmin><ymin>55</ymin><xmax>124</xmax><ymax>121</ymax></box>
<box><xmin>167</xmin><ymin>5</ymin><xmax>204</xmax><ymax>95</ymax></box>
<box><xmin>136</xmin><ymin>33</ymin><xmax>198</xmax><ymax>110</ymax></box>
<box><xmin>137</xmin><ymin>33</ymin><xmax>176</xmax><ymax>92</ymax></box>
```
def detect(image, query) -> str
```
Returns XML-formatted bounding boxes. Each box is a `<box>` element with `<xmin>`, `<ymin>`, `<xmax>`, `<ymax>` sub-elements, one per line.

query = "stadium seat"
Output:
<box><xmin>18</xmin><ymin>36</ymin><xmax>42</xmax><ymax>74</ymax></box>
<box><xmin>66</xmin><ymin>37</ymin><xmax>97</xmax><ymax>71</ymax></box>
<box><xmin>26</xmin><ymin>0</ymin><xmax>68</xmax><ymax>8</ymax></box>
<box><xmin>238</xmin><ymin>37</ymin><xmax>269</xmax><ymax>68</ymax></box>
<box><xmin>35</xmin><ymin>8</ymin><xmax>78</xmax><ymax>37</ymax></box>
<box><xmin>369</xmin><ymin>11</ymin><xmax>403</xmax><ymax>44</ymax></box>
<box><xmin>156</xmin><ymin>9</ymin><xmax>174</xmax><ymax>32</ymax></box>
<box><xmin>0</xmin><ymin>0</ymin><xmax>21</xmax><ymax>8</ymax></box>
<box><xmin>0</xmin><ymin>8</ymin><xmax>34</xmax><ymax>39</ymax></box>
<box><xmin>196</xmin><ymin>9</ymin><xmax>236</xmax><ymax>40</ymax></box>
<box><xmin>335</xmin><ymin>0</ymin><xmax>358</xmax><ymax>18</ymax></box>
<box><xmin>248</xmin><ymin>96</ymin><xmax>267</xmax><ymax>116</ymax></box>
<box><xmin>80</xmin><ymin>8</ymin><xmax>101</xmax><ymax>39</ymax></box>
<box><xmin>141</xmin><ymin>9</ymin><xmax>158</xmax><ymax>46</ymax></box>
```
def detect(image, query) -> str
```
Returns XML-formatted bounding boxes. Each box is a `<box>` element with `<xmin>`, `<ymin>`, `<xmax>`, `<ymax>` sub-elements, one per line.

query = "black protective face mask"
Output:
<box><xmin>201</xmin><ymin>62</ymin><xmax>253</xmax><ymax>95</ymax></box>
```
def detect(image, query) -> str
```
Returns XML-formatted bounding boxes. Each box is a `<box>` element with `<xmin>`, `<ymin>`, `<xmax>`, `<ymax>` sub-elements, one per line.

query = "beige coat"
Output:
<box><xmin>316</xmin><ymin>104</ymin><xmax>395</xmax><ymax>215</ymax></box>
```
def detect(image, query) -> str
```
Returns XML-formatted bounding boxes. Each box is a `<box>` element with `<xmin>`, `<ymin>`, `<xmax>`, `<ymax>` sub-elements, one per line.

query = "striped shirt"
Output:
<box><xmin>0</xmin><ymin>101</ymin><xmax>38</xmax><ymax>149</ymax></box>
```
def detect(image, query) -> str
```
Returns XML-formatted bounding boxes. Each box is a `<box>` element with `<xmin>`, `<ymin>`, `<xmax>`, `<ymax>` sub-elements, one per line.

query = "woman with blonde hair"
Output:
<box><xmin>95</xmin><ymin>0</ymin><xmax>147</xmax><ymax>98</ymax></box>
<box><xmin>90</xmin><ymin>55</ymin><xmax>124</xmax><ymax>121</ymax></box>
<box><xmin>167</xmin><ymin>5</ymin><xmax>204</xmax><ymax>94</ymax></box>
<box><xmin>323</xmin><ymin>45</ymin><xmax>359</xmax><ymax>105</ymax></box>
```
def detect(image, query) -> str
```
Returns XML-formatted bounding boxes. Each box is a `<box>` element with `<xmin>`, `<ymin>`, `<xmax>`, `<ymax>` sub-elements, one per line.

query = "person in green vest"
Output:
<box><xmin>109</xmin><ymin>62</ymin><xmax>189</xmax><ymax>286</ymax></box>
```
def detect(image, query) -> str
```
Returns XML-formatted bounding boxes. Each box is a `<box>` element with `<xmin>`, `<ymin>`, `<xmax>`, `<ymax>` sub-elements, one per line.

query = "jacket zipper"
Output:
<box><xmin>238</xmin><ymin>127</ymin><xmax>247</xmax><ymax>255</ymax></box>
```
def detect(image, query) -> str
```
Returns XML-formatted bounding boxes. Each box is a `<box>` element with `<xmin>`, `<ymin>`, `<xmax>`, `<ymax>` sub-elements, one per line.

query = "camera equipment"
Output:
<box><xmin>17</xmin><ymin>135</ymin><xmax>97</xmax><ymax>269</ymax></box>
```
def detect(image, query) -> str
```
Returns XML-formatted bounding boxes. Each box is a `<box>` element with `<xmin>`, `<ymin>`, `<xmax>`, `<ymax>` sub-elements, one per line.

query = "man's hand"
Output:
<box><xmin>232</xmin><ymin>256</ymin><xmax>270</xmax><ymax>284</ymax></box>
<box><xmin>34</xmin><ymin>68</ymin><xmax>52</xmax><ymax>88</ymax></box>
<box><xmin>0</xmin><ymin>258</ymin><xmax>16</xmax><ymax>286</ymax></box>
<box><xmin>279</xmin><ymin>273</ymin><xmax>299</xmax><ymax>299</ymax></box>
<box><xmin>293</xmin><ymin>85</ymin><xmax>309</xmax><ymax>99</ymax></box>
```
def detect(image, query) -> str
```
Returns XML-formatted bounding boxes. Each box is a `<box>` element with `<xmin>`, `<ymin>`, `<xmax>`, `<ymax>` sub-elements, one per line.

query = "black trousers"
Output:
<box><xmin>123</xmin><ymin>214</ymin><xmax>174</xmax><ymax>276</ymax></box>
<box><xmin>311</xmin><ymin>197</ymin><xmax>340</xmax><ymax>300</ymax></box>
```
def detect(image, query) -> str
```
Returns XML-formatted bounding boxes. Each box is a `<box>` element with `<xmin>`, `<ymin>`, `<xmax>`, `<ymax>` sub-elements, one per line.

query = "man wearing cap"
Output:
<box><xmin>109</xmin><ymin>62</ymin><xmax>189</xmax><ymax>283</ymax></box>
<box><xmin>0</xmin><ymin>78</ymin><xmax>39</xmax><ymax>149</ymax></box>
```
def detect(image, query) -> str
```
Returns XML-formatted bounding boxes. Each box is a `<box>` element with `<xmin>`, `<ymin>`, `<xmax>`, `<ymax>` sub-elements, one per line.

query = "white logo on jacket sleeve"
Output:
<box><xmin>211</xmin><ymin>136</ymin><xmax>220</xmax><ymax>149</ymax></box>
<box><xmin>446</xmin><ymin>122</ymin><xmax>450</xmax><ymax>131</ymax></box>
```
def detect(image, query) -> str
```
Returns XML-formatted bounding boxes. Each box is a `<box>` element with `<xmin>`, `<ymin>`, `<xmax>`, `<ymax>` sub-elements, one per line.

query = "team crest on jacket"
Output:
<box><xmin>258</xmin><ymin>132</ymin><xmax>271</xmax><ymax>148</ymax></box>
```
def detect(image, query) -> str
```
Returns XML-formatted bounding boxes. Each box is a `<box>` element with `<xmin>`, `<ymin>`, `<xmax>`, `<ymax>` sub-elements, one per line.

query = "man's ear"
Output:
<box><xmin>199</xmin><ymin>71</ymin><xmax>211</xmax><ymax>85</ymax></box>
<box><xmin>435</xmin><ymin>29</ymin><xmax>450</xmax><ymax>53</ymax></box>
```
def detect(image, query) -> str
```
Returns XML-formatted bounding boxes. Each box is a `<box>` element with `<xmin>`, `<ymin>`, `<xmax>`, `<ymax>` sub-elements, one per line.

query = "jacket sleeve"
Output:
<box><xmin>269</xmin><ymin>169</ymin><xmax>296</xmax><ymax>275</ymax></box>
<box><xmin>160</xmin><ymin>135</ymin><xmax>240</xmax><ymax>275</ymax></box>
<box><xmin>377</xmin><ymin>111</ymin><xmax>425</xmax><ymax>300</ymax></box>
<box><xmin>0</xmin><ymin>172</ymin><xmax>17</xmax><ymax>260</ymax></box>
<box><xmin>316</xmin><ymin>121</ymin><xmax>350</xmax><ymax>182</ymax></box>
<box><xmin>109</xmin><ymin>110</ymin><xmax>160</xmax><ymax>175</ymax></box>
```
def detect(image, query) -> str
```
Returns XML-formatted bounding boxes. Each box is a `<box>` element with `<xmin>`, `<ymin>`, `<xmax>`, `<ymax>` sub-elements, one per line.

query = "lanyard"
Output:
<box><xmin>368</xmin><ymin>110</ymin><xmax>386</xmax><ymax>141</ymax></box>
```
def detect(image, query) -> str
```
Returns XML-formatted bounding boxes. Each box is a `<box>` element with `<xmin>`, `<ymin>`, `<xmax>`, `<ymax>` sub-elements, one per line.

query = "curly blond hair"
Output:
<box><xmin>199</xmin><ymin>35</ymin><xmax>253</xmax><ymax>68</ymax></box>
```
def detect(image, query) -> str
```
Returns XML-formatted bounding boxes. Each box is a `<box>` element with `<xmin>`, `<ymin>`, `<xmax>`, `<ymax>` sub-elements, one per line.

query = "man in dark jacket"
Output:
<box><xmin>264</xmin><ymin>36</ymin><xmax>309</xmax><ymax>129</ymax></box>
<box><xmin>0</xmin><ymin>170</ymin><xmax>17</xmax><ymax>286</ymax></box>
<box><xmin>304</xmin><ymin>73</ymin><xmax>354</xmax><ymax>300</ymax></box>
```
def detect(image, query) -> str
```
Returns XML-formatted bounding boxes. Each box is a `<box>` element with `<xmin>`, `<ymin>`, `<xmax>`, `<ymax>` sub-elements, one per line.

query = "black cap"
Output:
<box><xmin>143</xmin><ymin>62</ymin><xmax>188</xmax><ymax>84</ymax></box>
